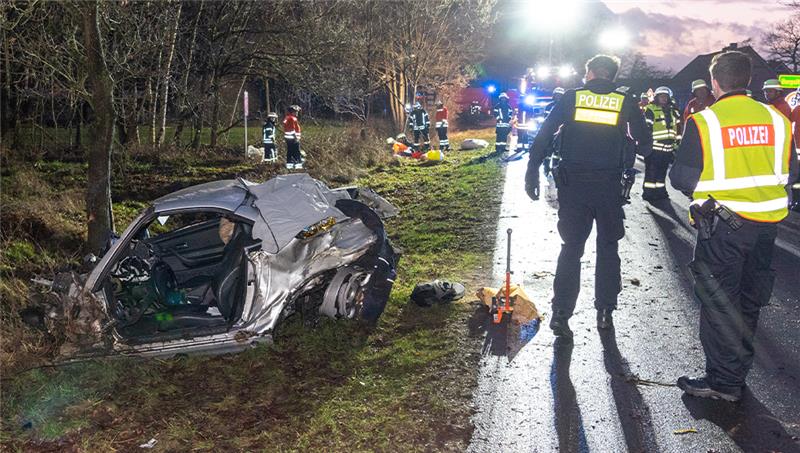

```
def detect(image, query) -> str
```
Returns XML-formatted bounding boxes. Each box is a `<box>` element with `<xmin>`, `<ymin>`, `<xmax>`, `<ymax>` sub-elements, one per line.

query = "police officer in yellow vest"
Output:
<box><xmin>525</xmin><ymin>55</ymin><xmax>652</xmax><ymax>338</ymax></box>
<box><xmin>670</xmin><ymin>51</ymin><xmax>799</xmax><ymax>402</ymax></box>
<box><xmin>643</xmin><ymin>86</ymin><xmax>682</xmax><ymax>201</ymax></box>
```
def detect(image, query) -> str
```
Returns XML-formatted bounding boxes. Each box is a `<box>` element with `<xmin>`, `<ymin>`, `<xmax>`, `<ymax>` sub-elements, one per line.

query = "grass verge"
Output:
<box><xmin>1</xmin><ymin>127</ymin><xmax>504</xmax><ymax>451</ymax></box>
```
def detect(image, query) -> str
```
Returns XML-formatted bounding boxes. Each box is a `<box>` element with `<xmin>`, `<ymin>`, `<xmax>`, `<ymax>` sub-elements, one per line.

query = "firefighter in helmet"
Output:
<box><xmin>262</xmin><ymin>112</ymin><xmax>278</xmax><ymax>162</ymax></box>
<box><xmin>642</xmin><ymin>86</ymin><xmax>681</xmax><ymax>201</ymax></box>
<box><xmin>493</xmin><ymin>92</ymin><xmax>514</xmax><ymax>153</ymax></box>
<box><xmin>434</xmin><ymin>100</ymin><xmax>450</xmax><ymax>151</ymax></box>
<box><xmin>407</xmin><ymin>102</ymin><xmax>431</xmax><ymax>151</ymax></box>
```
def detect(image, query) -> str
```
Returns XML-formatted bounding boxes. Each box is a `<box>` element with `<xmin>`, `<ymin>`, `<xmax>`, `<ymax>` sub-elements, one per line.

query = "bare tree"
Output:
<box><xmin>618</xmin><ymin>52</ymin><xmax>673</xmax><ymax>80</ymax></box>
<box><xmin>80</xmin><ymin>1</ymin><xmax>115</xmax><ymax>253</ymax></box>
<box><xmin>763</xmin><ymin>12</ymin><xmax>800</xmax><ymax>72</ymax></box>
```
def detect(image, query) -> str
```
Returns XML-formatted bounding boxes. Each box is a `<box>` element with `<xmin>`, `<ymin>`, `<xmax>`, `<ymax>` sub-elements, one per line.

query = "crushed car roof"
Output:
<box><xmin>153</xmin><ymin>174</ymin><xmax>353</xmax><ymax>254</ymax></box>
<box><xmin>153</xmin><ymin>179</ymin><xmax>249</xmax><ymax>213</ymax></box>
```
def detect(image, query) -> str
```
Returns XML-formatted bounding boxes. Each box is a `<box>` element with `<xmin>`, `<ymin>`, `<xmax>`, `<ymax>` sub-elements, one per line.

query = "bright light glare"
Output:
<box><xmin>558</xmin><ymin>66</ymin><xmax>574</xmax><ymax>78</ymax></box>
<box><xmin>524</xmin><ymin>94</ymin><xmax>537</xmax><ymax>106</ymax></box>
<box><xmin>524</xmin><ymin>0</ymin><xmax>582</xmax><ymax>32</ymax></box>
<box><xmin>486</xmin><ymin>84</ymin><xmax>497</xmax><ymax>94</ymax></box>
<box><xmin>520</xmin><ymin>78</ymin><xmax>527</xmax><ymax>94</ymax></box>
<box><xmin>537</xmin><ymin>66</ymin><xmax>550</xmax><ymax>80</ymax></box>
<box><xmin>599</xmin><ymin>27</ymin><xmax>629</xmax><ymax>50</ymax></box>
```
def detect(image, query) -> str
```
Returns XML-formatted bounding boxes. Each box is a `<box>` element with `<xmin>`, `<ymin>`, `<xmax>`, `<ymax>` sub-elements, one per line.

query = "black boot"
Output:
<box><xmin>677</xmin><ymin>376</ymin><xmax>741</xmax><ymax>402</ymax></box>
<box><xmin>550</xmin><ymin>311</ymin><xmax>573</xmax><ymax>339</ymax></box>
<box><xmin>597</xmin><ymin>309</ymin><xmax>614</xmax><ymax>330</ymax></box>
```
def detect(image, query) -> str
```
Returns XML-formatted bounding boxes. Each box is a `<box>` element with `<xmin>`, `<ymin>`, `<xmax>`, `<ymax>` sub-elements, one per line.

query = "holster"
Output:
<box><xmin>689</xmin><ymin>198</ymin><xmax>718</xmax><ymax>240</ymax></box>
<box><xmin>620</xmin><ymin>169</ymin><xmax>636</xmax><ymax>203</ymax></box>
<box><xmin>553</xmin><ymin>166</ymin><xmax>568</xmax><ymax>188</ymax></box>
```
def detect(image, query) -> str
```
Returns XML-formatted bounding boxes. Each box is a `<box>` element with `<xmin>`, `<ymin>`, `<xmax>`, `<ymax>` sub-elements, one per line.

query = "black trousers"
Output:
<box><xmin>690</xmin><ymin>220</ymin><xmax>777</xmax><ymax>393</ymax></box>
<box><xmin>516</xmin><ymin>128</ymin><xmax>530</xmax><ymax>152</ymax></box>
<box><xmin>495</xmin><ymin>126</ymin><xmax>510</xmax><ymax>153</ymax></box>
<box><xmin>436</xmin><ymin>126</ymin><xmax>449</xmax><ymax>150</ymax></box>
<box><xmin>413</xmin><ymin>129</ymin><xmax>430</xmax><ymax>151</ymax></box>
<box><xmin>263</xmin><ymin>143</ymin><xmax>276</xmax><ymax>161</ymax></box>
<box><xmin>643</xmin><ymin>151</ymin><xmax>673</xmax><ymax>200</ymax></box>
<box><xmin>552</xmin><ymin>175</ymin><xmax>624</xmax><ymax>318</ymax></box>
<box><xmin>286</xmin><ymin>140</ymin><xmax>301</xmax><ymax>164</ymax></box>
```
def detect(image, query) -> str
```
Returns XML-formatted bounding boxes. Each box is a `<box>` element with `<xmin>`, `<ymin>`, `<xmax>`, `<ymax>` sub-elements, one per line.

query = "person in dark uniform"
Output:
<box><xmin>642</xmin><ymin>86</ymin><xmax>682</xmax><ymax>201</ymax></box>
<box><xmin>434</xmin><ymin>100</ymin><xmax>450</xmax><ymax>151</ymax></box>
<box><xmin>407</xmin><ymin>102</ymin><xmax>431</xmax><ymax>151</ymax></box>
<box><xmin>493</xmin><ymin>92</ymin><xmax>514</xmax><ymax>154</ymax></box>
<box><xmin>525</xmin><ymin>55</ymin><xmax>652</xmax><ymax>338</ymax></box>
<box><xmin>670</xmin><ymin>51</ymin><xmax>799</xmax><ymax>402</ymax></box>
<box><xmin>262</xmin><ymin>112</ymin><xmax>278</xmax><ymax>162</ymax></box>
<box><xmin>545</xmin><ymin>87</ymin><xmax>565</xmax><ymax>116</ymax></box>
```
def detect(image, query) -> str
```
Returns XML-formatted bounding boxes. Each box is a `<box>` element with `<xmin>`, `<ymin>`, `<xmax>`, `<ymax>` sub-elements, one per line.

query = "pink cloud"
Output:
<box><xmin>605</xmin><ymin>1</ymin><xmax>794</xmax><ymax>70</ymax></box>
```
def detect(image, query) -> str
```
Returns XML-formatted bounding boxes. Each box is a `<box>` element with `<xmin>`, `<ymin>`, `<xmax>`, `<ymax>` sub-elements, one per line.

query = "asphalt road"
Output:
<box><xmin>467</xmin><ymin>147</ymin><xmax>800</xmax><ymax>453</ymax></box>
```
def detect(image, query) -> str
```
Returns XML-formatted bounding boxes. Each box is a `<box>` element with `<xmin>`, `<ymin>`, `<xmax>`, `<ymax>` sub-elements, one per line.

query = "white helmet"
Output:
<box><xmin>654</xmin><ymin>86</ymin><xmax>673</xmax><ymax>98</ymax></box>
<box><xmin>498</xmin><ymin>92</ymin><xmax>509</xmax><ymax>100</ymax></box>
<box><xmin>553</xmin><ymin>87</ymin><xmax>565</xmax><ymax>95</ymax></box>
<box><xmin>396</xmin><ymin>133</ymin><xmax>406</xmax><ymax>140</ymax></box>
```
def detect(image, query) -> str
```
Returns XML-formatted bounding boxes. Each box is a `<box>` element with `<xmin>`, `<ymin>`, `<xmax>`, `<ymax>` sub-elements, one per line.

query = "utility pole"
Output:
<box><xmin>244</xmin><ymin>90</ymin><xmax>249</xmax><ymax>155</ymax></box>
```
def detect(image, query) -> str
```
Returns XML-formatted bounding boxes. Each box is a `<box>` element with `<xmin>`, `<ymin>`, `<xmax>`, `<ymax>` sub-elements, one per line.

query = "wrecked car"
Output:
<box><xmin>25</xmin><ymin>174</ymin><xmax>399</xmax><ymax>358</ymax></box>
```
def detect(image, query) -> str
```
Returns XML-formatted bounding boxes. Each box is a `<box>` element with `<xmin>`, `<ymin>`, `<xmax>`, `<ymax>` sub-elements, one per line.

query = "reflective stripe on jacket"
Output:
<box><xmin>262</xmin><ymin>123</ymin><xmax>276</xmax><ymax>144</ymax></box>
<box><xmin>692</xmin><ymin>95</ymin><xmax>792</xmax><ymax>222</ymax></box>
<box><xmin>283</xmin><ymin>114</ymin><xmax>301</xmax><ymax>140</ymax></box>
<box><xmin>435</xmin><ymin>108</ymin><xmax>448</xmax><ymax>128</ymax></box>
<box><xmin>408</xmin><ymin>109</ymin><xmax>430</xmax><ymax>131</ymax></box>
<box><xmin>646</xmin><ymin>104</ymin><xmax>681</xmax><ymax>151</ymax></box>
<box><xmin>573</xmin><ymin>90</ymin><xmax>625</xmax><ymax>126</ymax></box>
<box><xmin>494</xmin><ymin>104</ymin><xmax>513</xmax><ymax>128</ymax></box>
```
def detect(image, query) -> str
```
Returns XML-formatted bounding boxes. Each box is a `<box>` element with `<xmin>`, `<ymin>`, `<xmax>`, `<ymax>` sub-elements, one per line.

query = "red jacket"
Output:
<box><xmin>683</xmin><ymin>95</ymin><xmax>715</xmax><ymax>125</ymax></box>
<box><xmin>434</xmin><ymin>107</ymin><xmax>448</xmax><ymax>126</ymax></box>
<box><xmin>283</xmin><ymin>113</ymin><xmax>301</xmax><ymax>141</ymax></box>
<box><xmin>769</xmin><ymin>97</ymin><xmax>792</xmax><ymax>119</ymax></box>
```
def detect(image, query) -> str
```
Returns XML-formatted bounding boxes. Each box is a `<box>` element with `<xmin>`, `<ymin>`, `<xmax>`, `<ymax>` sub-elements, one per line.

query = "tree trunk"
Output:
<box><xmin>74</xmin><ymin>101</ymin><xmax>83</xmax><ymax>150</ymax></box>
<box><xmin>210</xmin><ymin>79</ymin><xmax>219</xmax><ymax>148</ymax></box>
<box><xmin>2</xmin><ymin>25</ymin><xmax>16</xmax><ymax>142</ymax></box>
<box><xmin>172</xmin><ymin>1</ymin><xmax>203</xmax><ymax>146</ymax></box>
<box><xmin>191</xmin><ymin>110</ymin><xmax>202</xmax><ymax>149</ymax></box>
<box><xmin>81</xmin><ymin>1</ymin><xmax>115</xmax><ymax>254</ymax></box>
<box><xmin>156</xmin><ymin>1</ymin><xmax>182</xmax><ymax>146</ymax></box>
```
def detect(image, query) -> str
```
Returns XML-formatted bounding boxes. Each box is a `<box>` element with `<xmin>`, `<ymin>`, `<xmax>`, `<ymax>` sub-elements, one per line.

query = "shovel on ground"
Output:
<box><xmin>477</xmin><ymin>229</ymin><xmax>542</xmax><ymax>343</ymax></box>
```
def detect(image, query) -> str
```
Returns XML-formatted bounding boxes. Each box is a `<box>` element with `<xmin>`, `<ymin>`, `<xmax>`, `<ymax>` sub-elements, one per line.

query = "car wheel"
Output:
<box><xmin>320</xmin><ymin>265</ymin><xmax>369</xmax><ymax>320</ymax></box>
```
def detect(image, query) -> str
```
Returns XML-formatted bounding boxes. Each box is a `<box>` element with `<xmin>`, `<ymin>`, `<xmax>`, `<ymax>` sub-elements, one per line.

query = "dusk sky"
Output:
<box><xmin>605</xmin><ymin>0</ymin><xmax>796</xmax><ymax>70</ymax></box>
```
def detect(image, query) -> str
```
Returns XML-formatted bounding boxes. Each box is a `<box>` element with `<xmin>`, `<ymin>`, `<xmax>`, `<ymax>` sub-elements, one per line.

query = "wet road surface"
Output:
<box><xmin>468</xmin><ymin>150</ymin><xmax>800</xmax><ymax>453</ymax></box>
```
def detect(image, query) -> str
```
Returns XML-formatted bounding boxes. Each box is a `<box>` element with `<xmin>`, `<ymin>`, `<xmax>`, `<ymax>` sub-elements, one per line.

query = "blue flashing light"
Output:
<box><xmin>486</xmin><ymin>84</ymin><xmax>497</xmax><ymax>94</ymax></box>
<box><xmin>524</xmin><ymin>94</ymin><xmax>537</xmax><ymax>106</ymax></box>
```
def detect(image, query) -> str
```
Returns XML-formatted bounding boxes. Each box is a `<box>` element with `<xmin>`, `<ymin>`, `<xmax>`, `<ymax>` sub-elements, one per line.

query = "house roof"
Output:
<box><xmin>671</xmin><ymin>44</ymin><xmax>778</xmax><ymax>98</ymax></box>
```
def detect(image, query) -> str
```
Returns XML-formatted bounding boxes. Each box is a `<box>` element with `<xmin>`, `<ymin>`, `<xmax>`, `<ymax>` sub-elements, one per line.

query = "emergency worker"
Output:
<box><xmin>262</xmin><ymin>112</ymin><xmax>278</xmax><ymax>162</ymax></box>
<box><xmin>525</xmin><ymin>55</ymin><xmax>652</xmax><ymax>337</ymax></box>
<box><xmin>763</xmin><ymin>79</ymin><xmax>792</xmax><ymax>118</ymax></box>
<box><xmin>670</xmin><ymin>51</ymin><xmax>798</xmax><ymax>402</ymax></box>
<box><xmin>407</xmin><ymin>102</ymin><xmax>431</xmax><ymax>151</ymax></box>
<box><xmin>470</xmin><ymin>100</ymin><xmax>482</xmax><ymax>116</ymax></box>
<box><xmin>792</xmin><ymin>88</ymin><xmax>800</xmax><ymax>211</ymax></box>
<box><xmin>643</xmin><ymin>86</ymin><xmax>682</xmax><ymax>201</ymax></box>
<box><xmin>434</xmin><ymin>100</ymin><xmax>450</xmax><ymax>151</ymax></box>
<box><xmin>283</xmin><ymin>105</ymin><xmax>303</xmax><ymax>169</ymax></box>
<box><xmin>639</xmin><ymin>93</ymin><xmax>649</xmax><ymax>112</ymax></box>
<box><xmin>546</xmin><ymin>87</ymin><xmax>565</xmax><ymax>116</ymax></box>
<box><xmin>683</xmin><ymin>79</ymin><xmax>716</xmax><ymax>125</ymax></box>
<box><xmin>493</xmin><ymin>92</ymin><xmax>514</xmax><ymax>153</ymax></box>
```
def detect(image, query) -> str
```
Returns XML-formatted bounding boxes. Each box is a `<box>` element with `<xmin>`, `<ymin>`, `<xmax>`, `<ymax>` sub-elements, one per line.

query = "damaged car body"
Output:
<box><xmin>27</xmin><ymin>174</ymin><xmax>399</xmax><ymax>358</ymax></box>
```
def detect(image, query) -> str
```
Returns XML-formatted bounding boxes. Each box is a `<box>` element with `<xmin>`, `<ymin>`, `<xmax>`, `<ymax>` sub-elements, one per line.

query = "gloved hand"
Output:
<box><xmin>525</xmin><ymin>176</ymin><xmax>540</xmax><ymax>200</ymax></box>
